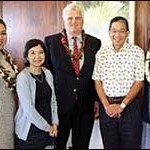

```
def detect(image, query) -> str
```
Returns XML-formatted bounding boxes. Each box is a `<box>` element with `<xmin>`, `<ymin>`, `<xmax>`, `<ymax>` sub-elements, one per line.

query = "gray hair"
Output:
<box><xmin>62</xmin><ymin>3</ymin><xmax>84</xmax><ymax>21</ymax></box>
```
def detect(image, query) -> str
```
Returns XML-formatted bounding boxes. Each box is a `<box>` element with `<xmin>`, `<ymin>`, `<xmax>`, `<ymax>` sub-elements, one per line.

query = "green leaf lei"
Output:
<box><xmin>61</xmin><ymin>29</ymin><xmax>86</xmax><ymax>61</ymax></box>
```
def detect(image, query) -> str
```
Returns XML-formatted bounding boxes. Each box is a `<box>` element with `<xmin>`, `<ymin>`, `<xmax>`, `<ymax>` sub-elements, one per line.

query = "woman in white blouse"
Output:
<box><xmin>15</xmin><ymin>39</ymin><xmax>58</xmax><ymax>149</ymax></box>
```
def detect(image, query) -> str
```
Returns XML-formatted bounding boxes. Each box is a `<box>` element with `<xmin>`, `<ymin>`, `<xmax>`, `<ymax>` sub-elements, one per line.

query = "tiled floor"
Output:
<box><xmin>67</xmin><ymin>119</ymin><xmax>104</xmax><ymax>149</ymax></box>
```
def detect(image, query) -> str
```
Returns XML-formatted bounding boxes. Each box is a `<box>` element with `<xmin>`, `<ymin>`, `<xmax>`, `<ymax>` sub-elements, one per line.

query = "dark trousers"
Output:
<box><xmin>56</xmin><ymin>103</ymin><xmax>94</xmax><ymax>150</ymax></box>
<box><xmin>99</xmin><ymin>98</ymin><xmax>142</xmax><ymax>149</ymax></box>
<box><xmin>15</xmin><ymin>124</ymin><xmax>53</xmax><ymax>149</ymax></box>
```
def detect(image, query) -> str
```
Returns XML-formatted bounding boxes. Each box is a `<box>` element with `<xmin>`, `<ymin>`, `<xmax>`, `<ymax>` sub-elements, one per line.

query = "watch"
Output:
<box><xmin>120</xmin><ymin>102</ymin><xmax>126</xmax><ymax>109</ymax></box>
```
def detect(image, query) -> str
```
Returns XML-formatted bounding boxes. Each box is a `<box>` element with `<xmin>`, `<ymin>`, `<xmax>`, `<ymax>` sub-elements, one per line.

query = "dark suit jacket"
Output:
<box><xmin>44</xmin><ymin>32</ymin><xmax>101</xmax><ymax>114</ymax></box>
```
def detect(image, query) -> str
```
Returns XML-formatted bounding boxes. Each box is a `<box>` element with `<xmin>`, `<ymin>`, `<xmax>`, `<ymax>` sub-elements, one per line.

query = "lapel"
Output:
<box><xmin>62</xmin><ymin>46</ymin><xmax>75</xmax><ymax>74</ymax></box>
<box><xmin>79</xmin><ymin>35</ymin><xmax>89</xmax><ymax>75</ymax></box>
<box><xmin>59</xmin><ymin>33</ymin><xmax>90</xmax><ymax>76</ymax></box>
<box><xmin>59</xmin><ymin>35</ymin><xmax>75</xmax><ymax>75</ymax></box>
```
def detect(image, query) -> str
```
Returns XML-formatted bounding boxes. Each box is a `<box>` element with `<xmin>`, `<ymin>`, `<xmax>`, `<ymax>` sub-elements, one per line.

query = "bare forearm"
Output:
<box><xmin>95</xmin><ymin>80</ymin><xmax>109</xmax><ymax>109</ymax></box>
<box><xmin>122</xmin><ymin>81</ymin><xmax>144</xmax><ymax>105</ymax></box>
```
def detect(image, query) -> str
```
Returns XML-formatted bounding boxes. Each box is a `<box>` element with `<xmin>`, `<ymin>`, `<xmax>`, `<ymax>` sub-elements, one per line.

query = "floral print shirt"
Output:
<box><xmin>92</xmin><ymin>43</ymin><xmax>144</xmax><ymax>97</ymax></box>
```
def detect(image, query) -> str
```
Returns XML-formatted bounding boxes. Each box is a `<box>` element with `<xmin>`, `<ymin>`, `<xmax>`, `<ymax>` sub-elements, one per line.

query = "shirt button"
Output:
<box><xmin>73</xmin><ymin>89</ymin><xmax>77</xmax><ymax>92</ymax></box>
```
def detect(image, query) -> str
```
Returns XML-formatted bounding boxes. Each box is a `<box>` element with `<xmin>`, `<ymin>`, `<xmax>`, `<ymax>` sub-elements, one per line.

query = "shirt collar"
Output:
<box><xmin>110</xmin><ymin>42</ymin><xmax>129</xmax><ymax>53</ymax></box>
<box><xmin>67</xmin><ymin>33</ymin><xmax>82</xmax><ymax>41</ymax></box>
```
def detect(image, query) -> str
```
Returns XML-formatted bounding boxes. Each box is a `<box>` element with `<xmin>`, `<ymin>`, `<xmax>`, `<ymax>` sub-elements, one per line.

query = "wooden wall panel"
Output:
<box><xmin>134</xmin><ymin>1</ymin><xmax>149</xmax><ymax>51</ymax></box>
<box><xmin>0</xmin><ymin>1</ymin><xmax>2</xmax><ymax>17</ymax></box>
<box><xmin>0</xmin><ymin>1</ymin><xmax>149</xmax><ymax>70</ymax></box>
<box><xmin>148</xmin><ymin>2</ymin><xmax>150</xmax><ymax>50</ymax></box>
<box><xmin>2</xmin><ymin>1</ymin><xmax>71</xmax><ymax>71</ymax></box>
<box><xmin>56</xmin><ymin>1</ymin><xmax>71</xmax><ymax>31</ymax></box>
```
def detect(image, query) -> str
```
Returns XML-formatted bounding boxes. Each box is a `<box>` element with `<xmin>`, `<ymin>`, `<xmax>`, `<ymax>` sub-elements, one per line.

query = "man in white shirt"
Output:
<box><xmin>92</xmin><ymin>16</ymin><xmax>144</xmax><ymax>149</ymax></box>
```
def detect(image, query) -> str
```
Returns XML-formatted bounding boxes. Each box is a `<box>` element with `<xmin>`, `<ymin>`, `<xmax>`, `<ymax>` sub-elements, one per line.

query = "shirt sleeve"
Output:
<box><xmin>134</xmin><ymin>46</ymin><xmax>145</xmax><ymax>81</ymax></box>
<box><xmin>92</xmin><ymin>50</ymin><xmax>101</xmax><ymax>81</ymax></box>
<box><xmin>44</xmin><ymin>69</ymin><xmax>59</xmax><ymax>125</ymax></box>
<box><xmin>16</xmin><ymin>72</ymin><xmax>50</xmax><ymax>132</ymax></box>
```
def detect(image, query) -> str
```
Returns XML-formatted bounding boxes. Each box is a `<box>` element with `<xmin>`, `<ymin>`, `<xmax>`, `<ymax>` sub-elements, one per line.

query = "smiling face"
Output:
<box><xmin>63</xmin><ymin>9</ymin><xmax>83</xmax><ymax>37</ymax></box>
<box><xmin>27</xmin><ymin>44</ymin><xmax>45</xmax><ymax>68</ymax></box>
<box><xmin>0</xmin><ymin>23</ymin><xmax>7</xmax><ymax>50</ymax></box>
<box><xmin>109</xmin><ymin>21</ymin><xmax>129</xmax><ymax>51</ymax></box>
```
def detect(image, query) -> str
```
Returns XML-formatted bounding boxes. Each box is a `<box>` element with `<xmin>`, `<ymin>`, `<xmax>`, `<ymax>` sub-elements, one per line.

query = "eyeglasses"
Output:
<box><xmin>109</xmin><ymin>30</ymin><xmax>127</xmax><ymax>34</ymax></box>
<box><xmin>66</xmin><ymin>17</ymin><xmax>82</xmax><ymax>22</ymax></box>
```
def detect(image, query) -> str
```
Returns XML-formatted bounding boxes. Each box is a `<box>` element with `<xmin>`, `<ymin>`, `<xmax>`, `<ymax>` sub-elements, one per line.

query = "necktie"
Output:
<box><xmin>72</xmin><ymin>37</ymin><xmax>80</xmax><ymax>76</ymax></box>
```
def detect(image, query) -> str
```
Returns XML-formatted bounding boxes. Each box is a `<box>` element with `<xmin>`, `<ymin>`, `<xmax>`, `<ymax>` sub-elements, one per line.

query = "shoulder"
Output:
<box><xmin>134</xmin><ymin>45</ymin><xmax>145</xmax><ymax>54</ymax></box>
<box><xmin>17</xmin><ymin>68</ymin><xmax>31</xmax><ymax>81</ymax></box>
<box><xmin>85</xmin><ymin>34</ymin><xmax>101</xmax><ymax>42</ymax></box>
<box><xmin>42</xmin><ymin>66</ymin><xmax>51</xmax><ymax>73</ymax></box>
<box><xmin>95</xmin><ymin>45</ymin><xmax>111</xmax><ymax>59</ymax></box>
<box><xmin>126</xmin><ymin>43</ymin><xmax>144</xmax><ymax>55</ymax></box>
<box><xmin>45</xmin><ymin>32</ymin><xmax>62</xmax><ymax>41</ymax></box>
<box><xmin>17</xmin><ymin>68</ymin><xmax>27</xmax><ymax>77</ymax></box>
<box><xmin>85</xmin><ymin>34</ymin><xmax>101</xmax><ymax>50</ymax></box>
<box><xmin>97</xmin><ymin>44</ymin><xmax>111</xmax><ymax>52</ymax></box>
<box><xmin>42</xmin><ymin>67</ymin><xmax>53</xmax><ymax>78</ymax></box>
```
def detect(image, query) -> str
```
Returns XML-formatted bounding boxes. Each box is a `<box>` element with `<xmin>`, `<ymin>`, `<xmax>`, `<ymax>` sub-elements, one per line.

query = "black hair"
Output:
<box><xmin>23</xmin><ymin>39</ymin><xmax>46</xmax><ymax>66</ymax></box>
<box><xmin>109</xmin><ymin>16</ymin><xmax>129</xmax><ymax>31</ymax></box>
<box><xmin>0</xmin><ymin>18</ymin><xmax>7</xmax><ymax>30</ymax></box>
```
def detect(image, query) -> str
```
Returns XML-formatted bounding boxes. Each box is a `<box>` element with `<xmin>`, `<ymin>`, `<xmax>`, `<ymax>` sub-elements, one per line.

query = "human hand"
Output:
<box><xmin>94</xmin><ymin>101</ymin><xmax>99</xmax><ymax>119</ymax></box>
<box><xmin>105</xmin><ymin>104</ymin><xmax>123</xmax><ymax>118</ymax></box>
<box><xmin>49</xmin><ymin>124</ymin><xmax>58</xmax><ymax>137</ymax></box>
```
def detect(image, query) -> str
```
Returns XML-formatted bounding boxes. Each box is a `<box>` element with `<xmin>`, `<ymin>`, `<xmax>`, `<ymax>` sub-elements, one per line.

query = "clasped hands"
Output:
<box><xmin>49</xmin><ymin>123</ymin><xmax>58</xmax><ymax>137</ymax></box>
<box><xmin>105</xmin><ymin>103</ymin><xmax>123</xmax><ymax>118</ymax></box>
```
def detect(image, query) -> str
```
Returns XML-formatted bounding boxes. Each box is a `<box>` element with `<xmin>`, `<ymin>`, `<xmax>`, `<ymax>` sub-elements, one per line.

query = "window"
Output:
<box><xmin>73</xmin><ymin>1</ymin><xmax>135</xmax><ymax>46</ymax></box>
